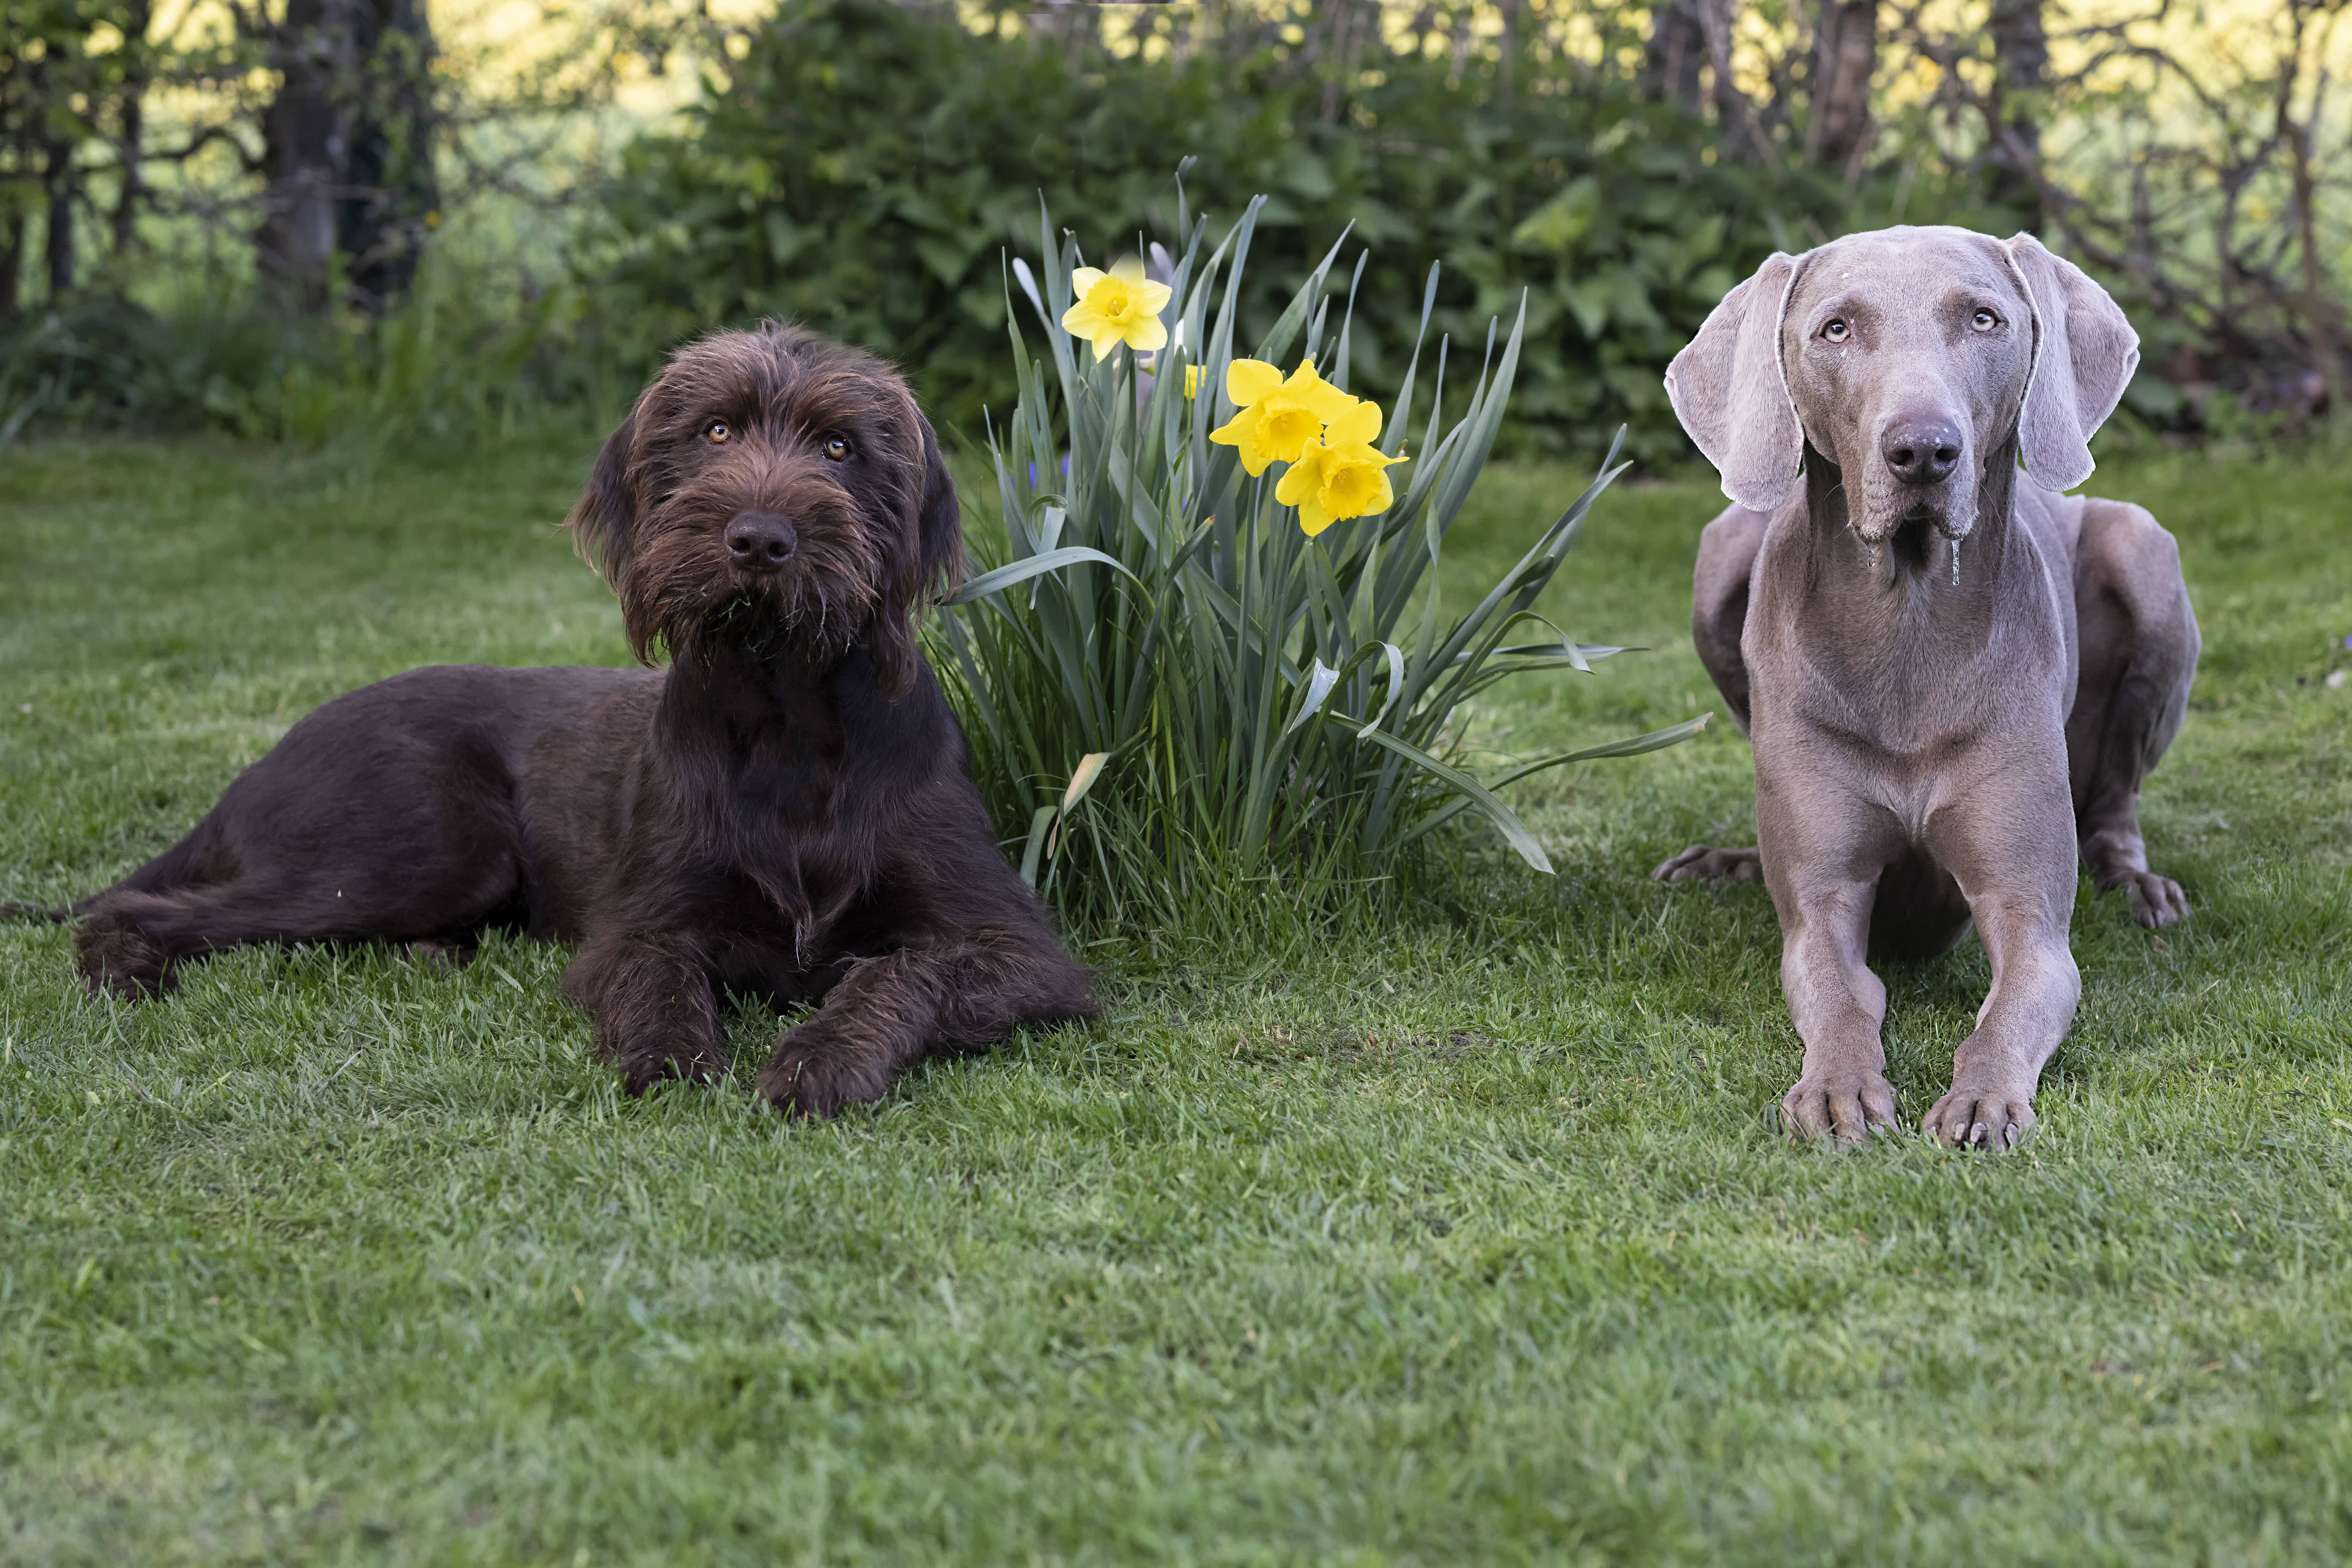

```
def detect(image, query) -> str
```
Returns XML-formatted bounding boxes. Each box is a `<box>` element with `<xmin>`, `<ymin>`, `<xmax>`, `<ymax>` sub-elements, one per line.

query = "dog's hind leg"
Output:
<box><xmin>75</xmin><ymin>808</ymin><xmax>526</xmax><ymax>998</ymax></box>
<box><xmin>2068</xmin><ymin>499</ymin><xmax>2200</xmax><ymax>928</ymax></box>
<box><xmin>75</xmin><ymin>878</ymin><xmax>355</xmax><ymax>998</ymax></box>
<box><xmin>76</xmin><ymin>852</ymin><xmax>518</xmax><ymax>998</ymax></box>
<box><xmin>1653</xmin><ymin>504</ymin><xmax>1767</xmax><ymax>886</ymax></box>
<box><xmin>562</xmin><ymin>931</ymin><xmax>730</xmax><ymax>1091</ymax></box>
<box><xmin>758</xmin><ymin>930</ymin><xmax>1097</xmax><ymax>1118</ymax></box>
<box><xmin>1689</xmin><ymin>503</ymin><xmax>1767</xmax><ymax>735</ymax></box>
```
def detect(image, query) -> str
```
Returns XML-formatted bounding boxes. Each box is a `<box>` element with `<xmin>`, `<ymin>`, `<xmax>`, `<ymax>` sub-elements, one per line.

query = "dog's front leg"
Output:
<box><xmin>760</xmin><ymin>935</ymin><xmax>1091</xmax><ymax>1117</ymax></box>
<box><xmin>1758</xmin><ymin>778</ymin><xmax>1904</xmax><ymax>1142</ymax></box>
<box><xmin>1774</xmin><ymin>874</ymin><xmax>1902</xmax><ymax>1142</ymax></box>
<box><xmin>562</xmin><ymin>930</ymin><xmax>731</xmax><ymax>1092</ymax></box>
<box><xmin>1919</xmin><ymin>793</ymin><xmax>2083</xmax><ymax>1151</ymax></box>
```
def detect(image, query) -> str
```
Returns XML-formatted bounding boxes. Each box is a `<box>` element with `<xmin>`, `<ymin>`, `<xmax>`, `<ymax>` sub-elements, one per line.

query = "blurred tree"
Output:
<box><xmin>1808</xmin><ymin>0</ymin><xmax>1876</xmax><ymax>177</ymax></box>
<box><xmin>1643</xmin><ymin>0</ymin><xmax>1708</xmax><ymax>113</ymax></box>
<box><xmin>1985</xmin><ymin>0</ymin><xmax>2045</xmax><ymax>222</ymax></box>
<box><xmin>106</xmin><ymin>0</ymin><xmax>147</xmax><ymax>267</ymax></box>
<box><xmin>1</xmin><ymin>0</ymin><xmax>117</xmax><ymax>309</ymax></box>
<box><xmin>255</xmin><ymin>0</ymin><xmax>440</xmax><ymax>311</ymax></box>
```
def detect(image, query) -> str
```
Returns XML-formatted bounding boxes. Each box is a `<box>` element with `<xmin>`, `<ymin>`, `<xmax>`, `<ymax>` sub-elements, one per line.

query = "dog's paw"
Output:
<box><xmin>1780</xmin><ymin>1068</ymin><xmax>1899</xmax><ymax>1143</ymax></box>
<box><xmin>2115</xmin><ymin>870</ymin><xmax>2189</xmax><ymax>929</ymax></box>
<box><xmin>759</xmin><ymin>1033</ymin><xmax>891</xmax><ymax>1120</ymax></box>
<box><xmin>613</xmin><ymin>1036</ymin><xmax>730</xmax><ymax>1095</ymax></box>
<box><xmin>1652</xmin><ymin>844</ymin><xmax>1764</xmax><ymax>884</ymax></box>
<box><xmin>1921</xmin><ymin>1083</ymin><xmax>2037</xmax><ymax>1151</ymax></box>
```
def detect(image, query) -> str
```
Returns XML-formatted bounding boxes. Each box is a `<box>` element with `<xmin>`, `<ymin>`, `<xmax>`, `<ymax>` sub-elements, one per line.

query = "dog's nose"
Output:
<box><xmin>1882</xmin><ymin>419</ymin><xmax>1964</xmax><ymax>486</ymax></box>
<box><xmin>726</xmin><ymin>512</ymin><xmax>797</xmax><ymax>569</ymax></box>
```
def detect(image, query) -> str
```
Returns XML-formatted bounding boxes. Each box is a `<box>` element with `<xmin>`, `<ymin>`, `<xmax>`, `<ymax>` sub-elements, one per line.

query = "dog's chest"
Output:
<box><xmin>1748</xmin><ymin>540</ymin><xmax>2073</xmax><ymax>768</ymax></box>
<box><xmin>651</xmin><ymin>702</ymin><xmax>870</xmax><ymax>929</ymax></box>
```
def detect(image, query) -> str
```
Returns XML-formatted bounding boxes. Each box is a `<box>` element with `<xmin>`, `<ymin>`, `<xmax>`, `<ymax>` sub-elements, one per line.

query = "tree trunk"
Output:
<box><xmin>0</xmin><ymin>211</ymin><xmax>23</xmax><ymax>322</ymax></box>
<box><xmin>1649</xmin><ymin>0</ymin><xmax>1767</xmax><ymax>160</ymax></box>
<box><xmin>2284</xmin><ymin>86</ymin><xmax>2339</xmax><ymax>408</ymax></box>
<box><xmin>257</xmin><ymin>0</ymin><xmax>438</xmax><ymax>313</ymax></box>
<box><xmin>1645</xmin><ymin>0</ymin><xmax>1708</xmax><ymax>114</ymax></box>
<box><xmin>337</xmin><ymin>0</ymin><xmax>438</xmax><ymax>310</ymax></box>
<box><xmin>1810</xmin><ymin>0</ymin><xmax>1877</xmax><ymax>175</ymax></box>
<box><xmin>1987</xmin><ymin>0</ymin><xmax>2046</xmax><ymax>222</ymax></box>
<box><xmin>110</xmin><ymin>0</ymin><xmax>152</xmax><ymax>270</ymax></box>
<box><xmin>43</xmin><ymin>135</ymin><xmax>74</xmax><ymax>301</ymax></box>
<box><xmin>1498</xmin><ymin>0</ymin><xmax>1519</xmax><ymax>101</ymax></box>
<box><xmin>258</xmin><ymin>0</ymin><xmax>353</xmax><ymax>311</ymax></box>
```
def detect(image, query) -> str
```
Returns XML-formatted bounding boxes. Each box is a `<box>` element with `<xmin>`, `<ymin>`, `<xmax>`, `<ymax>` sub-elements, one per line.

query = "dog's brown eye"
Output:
<box><xmin>1822</xmin><ymin>319</ymin><xmax>1850</xmax><ymax>343</ymax></box>
<box><xmin>1972</xmin><ymin>309</ymin><xmax>1999</xmax><ymax>333</ymax></box>
<box><xmin>822</xmin><ymin>437</ymin><xmax>851</xmax><ymax>462</ymax></box>
<box><xmin>705</xmin><ymin>420</ymin><xmax>731</xmax><ymax>444</ymax></box>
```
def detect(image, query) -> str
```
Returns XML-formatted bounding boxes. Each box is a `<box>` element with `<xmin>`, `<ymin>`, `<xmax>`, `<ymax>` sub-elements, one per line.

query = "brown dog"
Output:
<box><xmin>1653</xmin><ymin>228</ymin><xmax>2198</xmax><ymax>1149</ymax></box>
<box><xmin>41</xmin><ymin>324</ymin><xmax>1098</xmax><ymax>1115</ymax></box>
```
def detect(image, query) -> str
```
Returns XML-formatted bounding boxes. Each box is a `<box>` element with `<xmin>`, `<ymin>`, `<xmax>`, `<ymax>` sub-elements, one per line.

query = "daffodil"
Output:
<box><xmin>1061</xmin><ymin>256</ymin><xmax>1171</xmax><ymax>361</ymax></box>
<box><xmin>1275</xmin><ymin>398</ymin><xmax>1406</xmax><ymax>537</ymax></box>
<box><xmin>1209</xmin><ymin>357</ymin><xmax>1358</xmax><ymax>476</ymax></box>
<box><xmin>1184</xmin><ymin>364</ymin><xmax>1203</xmax><ymax>400</ymax></box>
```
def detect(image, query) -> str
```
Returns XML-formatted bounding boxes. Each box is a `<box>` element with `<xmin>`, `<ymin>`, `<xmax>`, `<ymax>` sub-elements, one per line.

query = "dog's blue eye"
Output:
<box><xmin>1972</xmin><ymin>310</ymin><xmax>1999</xmax><ymax>333</ymax></box>
<box><xmin>1822</xmin><ymin>320</ymin><xmax>1849</xmax><ymax>343</ymax></box>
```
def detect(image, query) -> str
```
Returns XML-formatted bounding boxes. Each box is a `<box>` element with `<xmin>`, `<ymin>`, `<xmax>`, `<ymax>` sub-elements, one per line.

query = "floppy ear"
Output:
<box><xmin>914</xmin><ymin>415</ymin><xmax>967</xmax><ymax>592</ymax></box>
<box><xmin>2000</xmin><ymin>233</ymin><xmax>2139</xmax><ymax>493</ymax></box>
<box><xmin>565</xmin><ymin>410</ymin><xmax>640</xmax><ymax>587</ymax></box>
<box><xmin>865</xmin><ymin>414</ymin><xmax>966</xmax><ymax>703</ymax></box>
<box><xmin>1665</xmin><ymin>251</ymin><xmax>1809</xmax><ymax>512</ymax></box>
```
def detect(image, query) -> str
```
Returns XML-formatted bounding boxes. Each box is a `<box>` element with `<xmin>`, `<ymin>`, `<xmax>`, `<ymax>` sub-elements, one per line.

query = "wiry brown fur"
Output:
<box><xmin>574</xmin><ymin>326</ymin><xmax>964</xmax><ymax>697</ymax></box>
<box><xmin>35</xmin><ymin>324</ymin><xmax>1096</xmax><ymax>1116</ymax></box>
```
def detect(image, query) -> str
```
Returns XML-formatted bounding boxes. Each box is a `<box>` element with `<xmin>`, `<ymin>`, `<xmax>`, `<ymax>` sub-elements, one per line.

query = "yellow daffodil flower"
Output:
<box><xmin>1184</xmin><ymin>364</ymin><xmax>1203</xmax><ymax>399</ymax></box>
<box><xmin>1275</xmin><ymin>398</ymin><xmax>1405</xmax><ymax>537</ymax></box>
<box><xmin>1061</xmin><ymin>256</ymin><xmax>1171</xmax><ymax>361</ymax></box>
<box><xmin>1209</xmin><ymin>357</ymin><xmax>1358</xmax><ymax>476</ymax></box>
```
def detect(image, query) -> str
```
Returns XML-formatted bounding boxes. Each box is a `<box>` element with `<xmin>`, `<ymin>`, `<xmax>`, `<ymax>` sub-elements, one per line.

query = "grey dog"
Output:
<box><xmin>1653</xmin><ymin>226</ymin><xmax>2199</xmax><ymax>1149</ymax></box>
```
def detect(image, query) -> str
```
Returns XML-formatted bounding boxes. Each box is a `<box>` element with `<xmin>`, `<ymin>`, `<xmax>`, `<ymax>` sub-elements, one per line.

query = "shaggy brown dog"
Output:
<box><xmin>30</xmin><ymin>325</ymin><xmax>1099</xmax><ymax>1115</ymax></box>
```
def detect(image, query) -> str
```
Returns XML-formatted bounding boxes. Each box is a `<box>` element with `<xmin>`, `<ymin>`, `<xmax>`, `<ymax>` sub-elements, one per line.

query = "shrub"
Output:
<box><xmin>0</xmin><ymin>258</ymin><xmax>613</xmax><ymax>451</ymax></box>
<box><xmin>931</xmin><ymin>183</ymin><xmax>1703</xmax><ymax>931</ymax></box>
<box><xmin>589</xmin><ymin>0</ymin><xmax>1847</xmax><ymax>463</ymax></box>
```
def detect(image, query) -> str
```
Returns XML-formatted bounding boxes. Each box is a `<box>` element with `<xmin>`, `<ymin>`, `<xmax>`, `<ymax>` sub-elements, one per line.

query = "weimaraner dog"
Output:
<box><xmin>1653</xmin><ymin>226</ymin><xmax>2198</xmax><ymax>1149</ymax></box>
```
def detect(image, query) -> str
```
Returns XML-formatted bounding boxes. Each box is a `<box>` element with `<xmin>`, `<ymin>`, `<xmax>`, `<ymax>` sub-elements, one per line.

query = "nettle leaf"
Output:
<box><xmin>1512</xmin><ymin>175</ymin><xmax>1601</xmax><ymax>257</ymax></box>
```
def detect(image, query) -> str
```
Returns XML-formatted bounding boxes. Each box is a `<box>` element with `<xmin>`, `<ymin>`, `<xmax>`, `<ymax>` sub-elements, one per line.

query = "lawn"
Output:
<box><xmin>2</xmin><ymin>427</ymin><xmax>2349</xmax><ymax>1565</ymax></box>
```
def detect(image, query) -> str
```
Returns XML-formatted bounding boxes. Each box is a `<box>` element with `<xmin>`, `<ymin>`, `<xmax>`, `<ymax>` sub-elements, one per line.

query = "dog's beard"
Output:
<box><xmin>620</xmin><ymin>499</ymin><xmax>889</xmax><ymax>669</ymax></box>
<box><xmin>657</xmin><ymin>561</ymin><xmax>882</xmax><ymax>670</ymax></box>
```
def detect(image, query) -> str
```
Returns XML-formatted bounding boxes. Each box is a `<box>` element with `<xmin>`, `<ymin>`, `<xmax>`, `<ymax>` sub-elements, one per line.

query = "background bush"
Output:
<box><xmin>2</xmin><ymin>0</ymin><xmax>2342</xmax><ymax>455</ymax></box>
<box><xmin>587</xmin><ymin>0</ymin><xmax>1850</xmax><ymax>463</ymax></box>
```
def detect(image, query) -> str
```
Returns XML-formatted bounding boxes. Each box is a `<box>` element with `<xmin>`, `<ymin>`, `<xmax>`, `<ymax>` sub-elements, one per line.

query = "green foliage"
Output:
<box><xmin>0</xmin><ymin>256</ymin><xmax>624</xmax><ymax>450</ymax></box>
<box><xmin>934</xmin><ymin>187</ymin><xmax>1701</xmax><ymax>929</ymax></box>
<box><xmin>591</xmin><ymin>0</ymin><xmax>1847</xmax><ymax>462</ymax></box>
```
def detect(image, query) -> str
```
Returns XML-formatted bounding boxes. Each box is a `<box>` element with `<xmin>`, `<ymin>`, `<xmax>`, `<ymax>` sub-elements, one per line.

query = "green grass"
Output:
<box><xmin>3</xmin><ymin>431</ymin><xmax>2349</xmax><ymax>1565</ymax></box>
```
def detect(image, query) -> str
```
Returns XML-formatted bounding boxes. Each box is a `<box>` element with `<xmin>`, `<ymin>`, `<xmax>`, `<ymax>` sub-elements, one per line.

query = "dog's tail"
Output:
<box><xmin>0</xmin><ymin>900</ymin><xmax>73</xmax><ymax>923</ymax></box>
